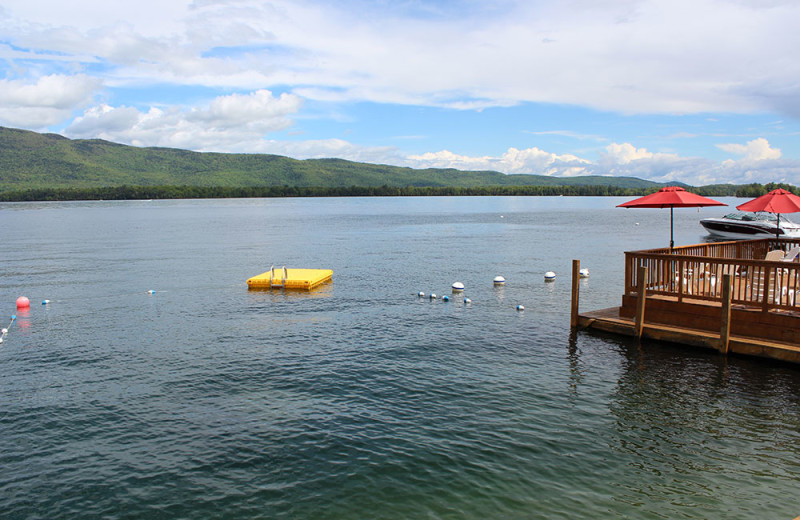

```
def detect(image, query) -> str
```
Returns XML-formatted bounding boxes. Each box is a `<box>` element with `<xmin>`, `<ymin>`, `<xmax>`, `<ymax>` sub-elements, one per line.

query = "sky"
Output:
<box><xmin>1</xmin><ymin>0</ymin><xmax>800</xmax><ymax>186</ymax></box>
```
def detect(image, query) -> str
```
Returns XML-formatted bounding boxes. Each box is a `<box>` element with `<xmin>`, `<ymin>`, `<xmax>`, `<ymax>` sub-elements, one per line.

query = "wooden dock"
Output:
<box><xmin>570</xmin><ymin>240</ymin><xmax>800</xmax><ymax>365</ymax></box>
<box><xmin>576</xmin><ymin>305</ymin><xmax>800</xmax><ymax>363</ymax></box>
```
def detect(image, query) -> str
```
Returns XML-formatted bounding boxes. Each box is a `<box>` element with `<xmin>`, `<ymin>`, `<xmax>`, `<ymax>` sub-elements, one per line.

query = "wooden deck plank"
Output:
<box><xmin>577</xmin><ymin>307</ymin><xmax>800</xmax><ymax>364</ymax></box>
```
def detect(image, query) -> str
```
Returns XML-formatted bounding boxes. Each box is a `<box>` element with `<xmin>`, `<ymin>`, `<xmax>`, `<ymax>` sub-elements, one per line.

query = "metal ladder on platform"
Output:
<box><xmin>269</xmin><ymin>265</ymin><xmax>288</xmax><ymax>288</ymax></box>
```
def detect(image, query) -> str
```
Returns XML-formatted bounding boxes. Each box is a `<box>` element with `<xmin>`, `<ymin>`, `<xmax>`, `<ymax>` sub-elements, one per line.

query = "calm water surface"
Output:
<box><xmin>1</xmin><ymin>197</ymin><xmax>799</xmax><ymax>519</ymax></box>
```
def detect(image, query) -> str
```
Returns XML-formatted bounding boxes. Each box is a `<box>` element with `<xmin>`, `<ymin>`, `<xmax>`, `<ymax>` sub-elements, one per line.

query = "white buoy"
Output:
<box><xmin>493</xmin><ymin>276</ymin><xmax>506</xmax><ymax>285</ymax></box>
<box><xmin>579</xmin><ymin>268</ymin><xmax>590</xmax><ymax>278</ymax></box>
<box><xmin>442</xmin><ymin>295</ymin><xmax>450</xmax><ymax>302</ymax></box>
<box><xmin>451</xmin><ymin>282</ymin><xmax>465</xmax><ymax>292</ymax></box>
<box><xmin>42</xmin><ymin>299</ymin><xmax>51</xmax><ymax>305</ymax></box>
<box><xmin>544</xmin><ymin>271</ymin><xmax>556</xmax><ymax>281</ymax></box>
<box><xmin>147</xmin><ymin>290</ymin><xmax>156</xmax><ymax>294</ymax></box>
<box><xmin>464</xmin><ymin>298</ymin><xmax>472</xmax><ymax>304</ymax></box>
<box><xmin>430</xmin><ymin>293</ymin><xmax>437</xmax><ymax>300</ymax></box>
<box><xmin>516</xmin><ymin>304</ymin><xmax>525</xmax><ymax>311</ymax></box>
<box><xmin>418</xmin><ymin>291</ymin><xmax>425</xmax><ymax>297</ymax></box>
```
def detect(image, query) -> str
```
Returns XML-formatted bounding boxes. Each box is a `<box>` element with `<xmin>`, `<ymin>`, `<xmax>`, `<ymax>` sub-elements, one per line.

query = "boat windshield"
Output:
<box><xmin>723</xmin><ymin>211</ymin><xmax>781</xmax><ymax>222</ymax></box>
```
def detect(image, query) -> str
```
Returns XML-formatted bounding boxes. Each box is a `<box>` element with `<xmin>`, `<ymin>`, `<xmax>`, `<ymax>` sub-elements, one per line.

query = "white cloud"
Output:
<box><xmin>602</xmin><ymin>143</ymin><xmax>656</xmax><ymax>164</ymax></box>
<box><xmin>190</xmin><ymin>90</ymin><xmax>302</xmax><ymax>129</ymax></box>
<box><xmin>65</xmin><ymin>89</ymin><xmax>302</xmax><ymax>150</ymax></box>
<box><xmin>2</xmin><ymin>0</ymin><xmax>800</xmax><ymax>114</ymax></box>
<box><xmin>595</xmin><ymin>139</ymin><xmax>800</xmax><ymax>186</ymax></box>
<box><xmin>407</xmin><ymin>150</ymin><xmax>493</xmax><ymax>170</ymax></box>
<box><xmin>405</xmin><ymin>139</ymin><xmax>800</xmax><ymax>187</ymax></box>
<box><xmin>0</xmin><ymin>74</ymin><xmax>100</xmax><ymax>128</ymax></box>
<box><xmin>407</xmin><ymin>147</ymin><xmax>590</xmax><ymax>175</ymax></box>
<box><xmin>597</xmin><ymin>143</ymin><xmax>689</xmax><ymax>180</ymax></box>
<box><xmin>717</xmin><ymin>137</ymin><xmax>782</xmax><ymax>161</ymax></box>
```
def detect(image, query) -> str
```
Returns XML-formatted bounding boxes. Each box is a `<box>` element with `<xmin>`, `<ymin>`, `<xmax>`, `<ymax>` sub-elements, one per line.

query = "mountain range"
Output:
<box><xmin>0</xmin><ymin>126</ymin><xmax>670</xmax><ymax>192</ymax></box>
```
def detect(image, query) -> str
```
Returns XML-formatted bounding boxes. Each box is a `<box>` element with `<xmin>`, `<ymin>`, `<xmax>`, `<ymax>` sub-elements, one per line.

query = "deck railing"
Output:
<box><xmin>624</xmin><ymin>238</ymin><xmax>800</xmax><ymax>312</ymax></box>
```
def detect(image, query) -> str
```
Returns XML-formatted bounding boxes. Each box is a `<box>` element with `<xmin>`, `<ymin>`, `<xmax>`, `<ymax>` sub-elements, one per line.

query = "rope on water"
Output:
<box><xmin>0</xmin><ymin>315</ymin><xmax>16</xmax><ymax>345</ymax></box>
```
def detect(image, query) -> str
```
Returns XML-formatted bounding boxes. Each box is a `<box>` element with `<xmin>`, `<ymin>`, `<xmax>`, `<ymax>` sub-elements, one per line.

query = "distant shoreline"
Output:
<box><xmin>0</xmin><ymin>183</ymin><xmax>737</xmax><ymax>202</ymax></box>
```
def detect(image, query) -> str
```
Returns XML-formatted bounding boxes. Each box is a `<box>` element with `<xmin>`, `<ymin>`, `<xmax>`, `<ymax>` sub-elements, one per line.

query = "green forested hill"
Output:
<box><xmin>0</xmin><ymin>126</ymin><xmax>663</xmax><ymax>192</ymax></box>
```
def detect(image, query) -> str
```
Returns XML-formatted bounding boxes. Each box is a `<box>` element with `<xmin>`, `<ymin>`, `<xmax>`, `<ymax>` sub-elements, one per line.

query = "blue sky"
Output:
<box><xmin>1</xmin><ymin>0</ymin><xmax>800</xmax><ymax>186</ymax></box>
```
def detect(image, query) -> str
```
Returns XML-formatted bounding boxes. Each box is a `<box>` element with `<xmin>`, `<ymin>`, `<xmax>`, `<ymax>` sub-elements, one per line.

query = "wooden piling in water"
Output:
<box><xmin>720</xmin><ymin>273</ymin><xmax>732</xmax><ymax>354</ymax></box>
<box><xmin>571</xmin><ymin>259</ymin><xmax>580</xmax><ymax>328</ymax></box>
<box><xmin>634</xmin><ymin>265</ymin><xmax>647</xmax><ymax>339</ymax></box>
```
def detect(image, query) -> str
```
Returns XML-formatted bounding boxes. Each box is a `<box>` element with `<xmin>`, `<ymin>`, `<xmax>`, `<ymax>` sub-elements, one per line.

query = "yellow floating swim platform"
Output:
<box><xmin>247</xmin><ymin>266</ymin><xmax>333</xmax><ymax>290</ymax></box>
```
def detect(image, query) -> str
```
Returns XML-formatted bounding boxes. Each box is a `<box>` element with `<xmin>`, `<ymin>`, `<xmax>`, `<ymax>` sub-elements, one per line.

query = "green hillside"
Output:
<box><xmin>0</xmin><ymin>126</ymin><xmax>662</xmax><ymax>192</ymax></box>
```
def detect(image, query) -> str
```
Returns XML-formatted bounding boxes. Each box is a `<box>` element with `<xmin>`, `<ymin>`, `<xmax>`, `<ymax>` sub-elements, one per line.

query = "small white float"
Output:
<box><xmin>493</xmin><ymin>276</ymin><xmax>506</xmax><ymax>285</ymax></box>
<box><xmin>579</xmin><ymin>268</ymin><xmax>590</xmax><ymax>278</ymax></box>
<box><xmin>544</xmin><ymin>271</ymin><xmax>556</xmax><ymax>282</ymax></box>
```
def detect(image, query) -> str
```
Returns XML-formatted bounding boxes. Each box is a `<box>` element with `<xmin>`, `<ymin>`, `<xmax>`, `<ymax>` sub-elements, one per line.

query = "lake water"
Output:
<box><xmin>1</xmin><ymin>196</ymin><xmax>799</xmax><ymax>519</ymax></box>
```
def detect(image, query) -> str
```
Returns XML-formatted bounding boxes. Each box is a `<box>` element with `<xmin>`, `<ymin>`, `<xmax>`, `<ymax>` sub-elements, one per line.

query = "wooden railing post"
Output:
<box><xmin>762</xmin><ymin>267</ymin><xmax>772</xmax><ymax>313</ymax></box>
<box><xmin>571</xmin><ymin>259</ymin><xmax>580</xmax><ymax>328</ymax></box>
<box><xmin>624</xmin><ymin>252</ymin><xmax>632</xmax><ymax>295</ymax></box>
<box><xmin>635</xmin><ymin>265</ymin><xmax>648</xmax><ymax>339</ymax></box>
<box><xmin>720</xmin><ymin>274</ymin><xmax>732</xmax><ymax>354</ymax></box>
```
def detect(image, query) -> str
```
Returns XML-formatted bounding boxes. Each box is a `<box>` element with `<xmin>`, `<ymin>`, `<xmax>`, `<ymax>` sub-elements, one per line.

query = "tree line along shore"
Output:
<box><xmin>0</xmin><ymin>182</ymin><xmax>794</xmax><ymax>202</ymax></box>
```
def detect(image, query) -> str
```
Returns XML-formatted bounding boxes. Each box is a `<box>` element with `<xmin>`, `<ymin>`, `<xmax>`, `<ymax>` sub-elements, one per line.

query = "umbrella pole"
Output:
<box><xmin>777</xmin><ymin>213</ymin><xmax>781</xmax><ymax>242</ymax></box>
<box><xmin>670</xmin><ymin>206</ymin><xmax>674</xmax><ymax>251</ymax></box>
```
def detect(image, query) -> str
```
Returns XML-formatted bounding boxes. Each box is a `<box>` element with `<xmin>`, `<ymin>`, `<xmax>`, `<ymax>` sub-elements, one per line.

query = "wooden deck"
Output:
<box><xmin>571</xmin><ymin>239</ymin><xmax>800</xmax><ymax>365</ymax></box>
<box><xmin>576</xmin><ymin>305</ymin><xmax>800</xmax><ymax>363</ymax></box>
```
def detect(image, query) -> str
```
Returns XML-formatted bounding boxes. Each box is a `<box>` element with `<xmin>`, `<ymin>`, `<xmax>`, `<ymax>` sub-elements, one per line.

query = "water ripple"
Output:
<box><xmin>3</xmin><ymin>198</ymin><xmax>800</xmax><ymax>519</ymax></box>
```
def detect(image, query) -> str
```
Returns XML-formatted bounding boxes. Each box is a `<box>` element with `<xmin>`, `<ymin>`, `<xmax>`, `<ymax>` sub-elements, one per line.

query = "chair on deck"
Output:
<box><xmin>753</xmin><ymin>250</ymin><xmax>793</xmax><ymax>305</ymax></box>
<box><xmin>766</xmin><ymin>249</ymin><xmax>786</xmax><ymax>262</ymax></box>
<box><xmin>699</xmin><ymin>260</ymin><xmax>744</xmax><ymax>296</ymax></box>
<box><xmin>782</xmin><ymin>246</ymin><xmax>800</xmax><ymax>262</ymax></box>
<box><xmin>776</xmin><ymin>247</ymin><xmax>800</xmax><ymax>305</ymax></box>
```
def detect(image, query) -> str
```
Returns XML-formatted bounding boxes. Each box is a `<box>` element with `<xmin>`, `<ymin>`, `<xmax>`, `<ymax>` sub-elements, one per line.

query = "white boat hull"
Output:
<box><xmin>700</xmin><ymin>212</ymin><xmax>800</xmax><ymax>240</ymax></box>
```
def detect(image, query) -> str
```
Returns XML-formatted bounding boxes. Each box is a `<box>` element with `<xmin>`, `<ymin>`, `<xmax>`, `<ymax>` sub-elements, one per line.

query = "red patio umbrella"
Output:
<box><xmin>736</xmin><ymin>188</ymin><xmax>800</xmax><ymax>240</ymax></box>
<box><xmin>618</xmin><ymin>186</ymin><xmax>726</xmax><ymax>250</ymax></box>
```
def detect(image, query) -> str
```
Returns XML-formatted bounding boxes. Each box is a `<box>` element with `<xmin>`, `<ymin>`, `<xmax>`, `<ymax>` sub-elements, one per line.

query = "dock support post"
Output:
<box><xmin>634</xmin><ymin>265</ymin><xmax>648</xmax><ymax>339</ymax></box>
<box><xmin>571</xmin><ymin>259</ymin><xmax>580</xmax><ymax>328</ymax></box>
<box><xmin>761</xmin><ymin>268</ymin><xmax>772</xmax><ymax>313</ymax></box>
<box><xmin>720</xmin><ymin>273</ymin><xmax>732</xmax><ymax>354</ymax></box>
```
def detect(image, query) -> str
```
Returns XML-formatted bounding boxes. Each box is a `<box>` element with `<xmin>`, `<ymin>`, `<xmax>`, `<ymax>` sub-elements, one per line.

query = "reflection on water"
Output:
<box><xmin>247</xmin><ymin>281</ymin><xmax>335</xmax><ymax>300</ymax></box>
<box><xmin>604</xmin><ymin>337</ymin><xmax>800</xmax><ymax>518</ymax></box>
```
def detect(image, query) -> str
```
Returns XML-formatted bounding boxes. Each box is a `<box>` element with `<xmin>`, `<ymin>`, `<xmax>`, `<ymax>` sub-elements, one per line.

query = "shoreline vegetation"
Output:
<box><xmin>0</xmin><ymin>182</ymin><xmax>794</xmax><ymax>202</ymax></box>
<box><xmin>0</xmin><ymin>126</ymin><xmax>796</xmax><ymax>202</ymax></box>
<box><xmin>0</xmin><ymin>184</ymin><xmax>669</xmax><ymax>201</ymax></box>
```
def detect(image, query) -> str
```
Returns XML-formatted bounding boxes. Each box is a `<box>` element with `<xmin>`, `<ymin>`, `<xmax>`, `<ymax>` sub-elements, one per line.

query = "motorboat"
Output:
<box><xmin>700</xmin><ymin>211</ymin><xmax>800</xmax><ymax>239</ymax></box>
